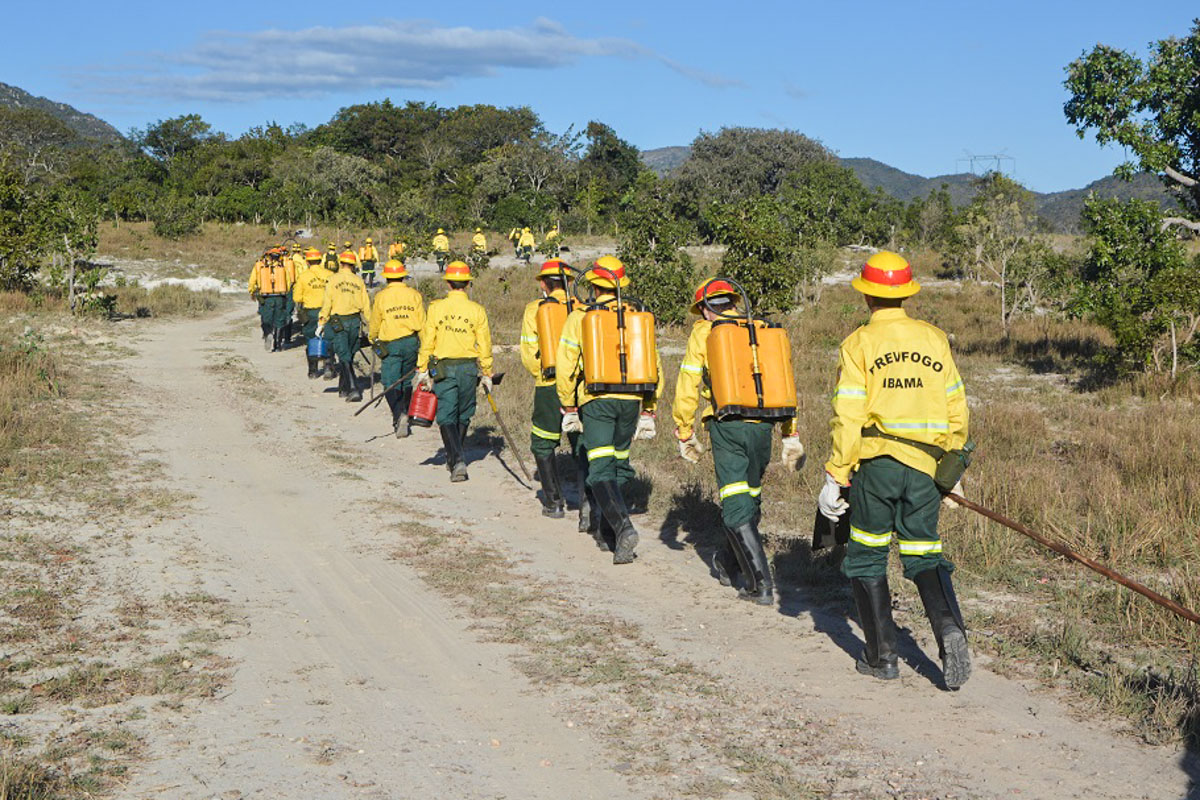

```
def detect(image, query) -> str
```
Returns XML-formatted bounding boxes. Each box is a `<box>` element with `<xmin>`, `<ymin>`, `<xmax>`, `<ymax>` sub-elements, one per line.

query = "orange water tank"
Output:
<box><xmin>535</xmin><ymin>299</ymin><xmax>569</xmax><ymax>379</ymax></box>
<box><xmin>706</xmin><ymin>320</ymin><xmax>795</xmax><ymax>420</ymax></box>
<box><xmin>581</xmin><ymin>305</ymin><xmax>657</xmax><ymax>394</ymax></box>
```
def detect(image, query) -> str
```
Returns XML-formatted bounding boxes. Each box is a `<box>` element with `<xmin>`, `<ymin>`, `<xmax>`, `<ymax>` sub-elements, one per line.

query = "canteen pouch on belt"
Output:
<box><xmin>706</xmin><ymin>319</ymin><xmax>796</xmax><ymax>420</ymax></box>
<box><xmin>581</xmin><ymin>305</ymin><xmax>657</xmax><ymax>394</ymax></box>
<box><xmin>933</xmin><ymin>439</ymin><xmax>975</xmax><ymax>493</ymax></box>
<box><xmin>535</xmin><ymin>299</ymin><xmax>569</xmax><ymax>380</ymax></box>
<box><xmin>862</xmin><ymin>427</ymin><xmax>975</xmax><ymax>493</ymax></box>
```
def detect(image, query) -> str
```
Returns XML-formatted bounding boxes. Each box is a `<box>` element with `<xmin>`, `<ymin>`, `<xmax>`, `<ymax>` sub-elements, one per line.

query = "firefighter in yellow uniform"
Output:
<box><xmin>507</xmin><ymin>227</ymin><xmax>521</xmax><ymax>255</ymax></box>
<box><xmin>358</xmin><ymin>238</ymin><xmax>380</xmax><ymax>288</ymax></box>
<box><xmin>318</xmin><ymin>252</ymin><xmax>371</xmax><ymax>402</ymax></box>
<box><xmin>819</xmin><ymin>251</ymin><xmax>971</xmax><ymax>689</ymax></box>
<box><xmin>388</xmin><ymin>238</ymin><xmax>406</xmax><ymax>262</ymax></box>
<box><xmin>341</xmin><ymin>241</ymin><xmax>358</xmax><ymax>266</ymax></box>
<box><xmin>471</xmin><ymin>228</ymin><xmax>487</xmax><ymax>253</ymax></box>
<box><xmin>672</xmin><ymin>280</ymin><xmax>805</xmax><ymax>605</ymax></box>
<box><xmin>415</xmin><ymin>262</ymin><xmax>493</xmax><ymax>482</ymax></box>
<box><xmin>369</xmin><ymin>259</ymin><xmax>426</xmax><ymax>438</ymax></box>
<box><xmin>290</xmin><ymin>243</ymin><xmax>307</xmax><ymax>275</ymax></box>
<box><xmin>248</xmin><ymin>248</ymin><xmax>293</xmax><ymax>352</ymax></box>
<box><xmin>292</xmin><ymin>247</ymin><xmax>334</xmax><ymax>378</ymax></box>
<box><xmin>543</xmin><ymin>223</ymin><xmax>561</xmax><ymax>257</ymax></box>
<box><xmin>517</xmin><ymin>227</ymin><xmax>535</xmax><ymax>262</ymax></box>
<box><xmin>431</xmin><ymin>228</ymin><xmax>451</xmax><ymax>272</ymax></box>
<box><xmin>520</xmin><ymin>259</ymin><xmax>572</xmax><ymax>519</ymax></box>
<box><xmin>555</xmin><ymin>256</ymin><xmax>663</xmax><ymax>564</ymax></box>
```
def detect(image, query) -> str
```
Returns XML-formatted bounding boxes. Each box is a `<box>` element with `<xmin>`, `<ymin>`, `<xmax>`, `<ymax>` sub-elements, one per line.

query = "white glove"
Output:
<box><xmin>942</xmin><ymin>479</ymin><xmax>964</xmax><ymax>509</ymax></box>
<box><xmin>634</xmin><ymin>412</ymin><xmax>656</xmax><ymax>441</ymax></box>
<box><xmin>561</xmin><ymin>409</ymin><xmax>582</xmax><ymax>433</ymax></box>
<box><xmin>677</xmin><ymin>431</ymin><xmax>705</xmax><ymax>463</ymax></box>
<box><xmin>414</xmin><ymin>371</ymin><xmax>433</xmax><ymax>391</ymax></box>
<box><xmin>480</xmin><ymin>374</ymin><xmax>493</xmax><ymax>393</ymax></box>
<box><xmin>818</xmin><ymin>473</ymin><xmax>849</xmax><ymax>521</ymax></box>
<box><xmin>315</xmin><ymin>324</ymin><xmax>325</xmax><ymax>337</ymax></box>
<box><xmin>780</xmin><ymin>435</ymin><xmax>805</xmax><ymax>471</ymax></box>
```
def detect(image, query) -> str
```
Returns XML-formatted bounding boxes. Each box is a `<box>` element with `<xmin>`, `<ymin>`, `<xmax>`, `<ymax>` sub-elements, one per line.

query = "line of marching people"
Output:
<box><xmin>250</xmin><ymin>245</ymin><xmax>974</xmax><ymax>691</ymax></box>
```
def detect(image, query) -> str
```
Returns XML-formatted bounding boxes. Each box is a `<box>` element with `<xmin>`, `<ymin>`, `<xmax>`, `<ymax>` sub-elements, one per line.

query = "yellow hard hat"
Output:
<box><xmin>436</xmin><ymin>228</ymin><xmax>445</xmax><ymax>234</ymax></box>
<box><xmin>691</xmin><ymin>279</ymin><xmax>741</xmax><ymax>315</ymax></box>
<box><xmin>304</xmin><ymin>247</ymin><xmax>322</xmax><ymax>261</ymax></box>
<box><xmin>475</xmin><ymin>228</ymin><xmax>482</xmax><ymax>233</ymax></box>
<box><xmin>365</xmin><ymin>237</ymin><xmax>373</xmax><ymax>244</ymax></box>
<box><xmin>382</xmin><ymin>259</ymin><xmax>407</xmax><ymax>278</ymax></box>
<box><xmin>338</xmin><ymin>251</ymin><xmax>357</xmax><ymax>266</ymax></box>
<box><xmin>537</xmin><ymin>259</ymin><xmax>570</xmax><ymax>279</ymax></box>
<box><xmin>523</xmin><ymin>227</ymin><xmax>530</xmax><ymax>233</ymax></box>
<box><xmin>588</xmin><ymin>255</ymin><xmax>629</xmax><ymax>289</ymax></box>
<box><xmin>444</xmin><ymin>261</ymin><xmax>472</xmax><ymax>282</ymax></box>
<box><xmin>851</xmin><ymin>251</ymin><xmax>920</xmax><ymax>298</ymax></box>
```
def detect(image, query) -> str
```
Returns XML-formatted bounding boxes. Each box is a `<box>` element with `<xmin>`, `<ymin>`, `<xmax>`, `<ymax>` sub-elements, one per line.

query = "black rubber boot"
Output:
<box><xmin>394</xmin><ymin>412</ymin><xmax>410</xmax><ymax>439</ymax></box>
<box><xmin>343</xmin><ymin>363</ymin><xmax>362</xmax><ymax>402</ymax></box>
<box><xmin>284</xmin><ymin>321</ymin><xmax>293</xmax><ymax>345</ymax></box>
<box><xmin>440</xmin><ymin>424</ymin><xmax>459</xmax><ymax>471</ymax></box>
<box><xmin>577</xmin><ymin>476</ymin><xmax>597</xmax><ymax>534</ymax></box>
<box><xmin>336</xmin><ymin>361</ymin><xmax>350</xmax><ymax>397</ymax></box>
<box><xmin>323</xmin><ymin>354</ymin><xmax>337</xmax><ymax>380</ymax></box>
<box><xmin>263</xmin><ymin>328</ymin><xmax>273</xmax><ymax>351</ymax></box>
<box><xmin>593</xmin><ymin>515</ymin><xmax>614</xmax><ymax>552</ymax></box>
<box><xmin>534</xmin><ymin>453</ymin><xmax>566</xmax><ymax>518</ymax></box>
<box><xmin>850</xmin><ymin>576</ymin><xmax>900</xmax><ymax>680</ymax></box>
<box><xmin>913</xmin><ymin>566</ymin><xmax>971</xmax><ymax>690</ymax></box>
<box><xmin>730</xmin><ymin>521</ymin><xmax>774</xmax><ymax>606</ymax></box>
<box><xmin>712</xmin><ymin>541</ymin><xmax>740</xmax><ymax>588</ymax></box>
<box><xmin>306</xmin><ymin>356</ymin><xmax>320</xmax><ymax>379</ymax></box>
<box><xmin>592</xmin><ymin>480</ymin><xmax>638</xmax><ymax>565</ymax></box>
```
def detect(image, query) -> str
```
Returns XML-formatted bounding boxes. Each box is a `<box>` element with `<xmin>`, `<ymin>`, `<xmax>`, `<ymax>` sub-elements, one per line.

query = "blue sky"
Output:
<box><xmin>7</xmin><ymin>2</ymin><xmax>1197</xmax><ymax>192</ymax></box>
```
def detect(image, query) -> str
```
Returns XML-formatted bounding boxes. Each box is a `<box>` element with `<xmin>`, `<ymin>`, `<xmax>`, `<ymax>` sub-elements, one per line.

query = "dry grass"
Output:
<box><xmin>109</xmin><ymin>284</ymin><xmax>223</xmax><ymax>318</ymax></box>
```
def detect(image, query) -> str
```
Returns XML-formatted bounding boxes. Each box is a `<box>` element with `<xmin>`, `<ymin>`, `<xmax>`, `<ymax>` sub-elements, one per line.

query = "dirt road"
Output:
<box><xmin>114</xmin><ymin>305</ymin><xmax>1199</xmax><ymax>799</ymax></box>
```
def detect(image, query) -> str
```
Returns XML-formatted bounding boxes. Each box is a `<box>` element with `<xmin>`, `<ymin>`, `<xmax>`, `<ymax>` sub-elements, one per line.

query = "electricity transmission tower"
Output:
<box><xmin>956</xmin><ymin>151</ymin><xmax>1015</xmax><ymax>176</ymax></box>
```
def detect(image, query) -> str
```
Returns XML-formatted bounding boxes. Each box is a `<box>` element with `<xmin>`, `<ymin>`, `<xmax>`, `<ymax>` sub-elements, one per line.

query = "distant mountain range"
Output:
<box><xmin>641</xmin><ymin>146</ymin><xmax>1177</xmax><ymax>232</ymax></box>
<box><xmin>0</xmin><ymin>82</ymin><xmax>123</xmax><ymax>142</ymax></box>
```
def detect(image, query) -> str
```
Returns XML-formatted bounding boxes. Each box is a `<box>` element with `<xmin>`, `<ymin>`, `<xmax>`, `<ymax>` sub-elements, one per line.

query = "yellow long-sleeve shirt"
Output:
<box><xmin>520</xmin><ymin>289</ymin><xmax>568</xmax><ymax>388</ymax></box>
<box><xmin>555</xmin><ymin>303</ymin><xmax>663</xmax><ymax>411</ymax></box>
<box><xmin>388</xmin><ymin>242</ymin><xmax>406</xmax><ymax>259</ymax></box>
<box><xmin>248</xmin><ymin>260</ymin><xmax>291</xmax><ymax>296</ymax></box>
<box><xmin>471</xmin><ymin>232</ymin><xmax>487</xmax><ymax>252</ymax></box>
<box><xmin>417</xmin><ymin>290</ymin><xmax>493</xmax><ymax>375</ymax></box>
<box><xmin>358</xmin><ymin>244</ymin><xmax>379</xmax><ymax>263</ymax></box>
<box><xmin>318</xmin><ymin>267</ymin><xmax>370</xmax><ymax>326</ymax></box>
<box><xmin>824</xmin><ymin>307</ymin><xmax>968</xmax><ymax>485</ymax></box>
<box><xmin>432</xmin><ymin>234</ymin><xmax>450</xmax><ymax>253</ymax></box>
<box><xmin>293</xmin><ymin>265</ymin><xmax>334</xmax><ymax>310</ymax></box>
<box><xmin>518</xmin><ymin>230</ymin><xmax>535</xmax><ymax>248</ymax></box>
<box><xmin>672</xmin><ymin>319</ymin><xmax>796</xmax><ymax>439</ymax></box>
<box><xmin>369</xmin><ymin>282</ymin><xmax>425</xmax><ymax>342</ymax></box>
<box><xmin>290</xmin><ymin>253</ymin><xmax>308</xmax><ymax>276</ymax></box>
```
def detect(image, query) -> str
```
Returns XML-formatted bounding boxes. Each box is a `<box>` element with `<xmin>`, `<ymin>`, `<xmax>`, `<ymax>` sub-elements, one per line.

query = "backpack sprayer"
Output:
<box><xmin>571</xmin><ymin>265</ymin><xmax>657</xmax><ymax>395</ymax></box>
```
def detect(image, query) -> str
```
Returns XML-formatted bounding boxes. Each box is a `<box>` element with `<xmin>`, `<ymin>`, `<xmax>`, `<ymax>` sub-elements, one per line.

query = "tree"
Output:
<box><xmin>617</xmin><ymin>171</ymin><xmax>694</xmax><ymax>325</ymax></box>
<box><xmin>778</xmin><ymin>161</ymin><xmax>902</xmax><ymax>247</ymax></box>
<box><xmin>673</xmin><ymin>127</ymin><xmax>833</xmax><ymax>225</ymax></box>
<box><xmin>1075</xmin><ymin>198</ymin><xmax>1200</xmax><ymax>375</ymax></box>
<box><xmin>950</xmin><ymin>173</ymin><xmax>1037</xmax><ymax>333</ymax></box>
<box><xmin>1064</xmin><ymin>20</ymin><xmax>1200</xmax><ymax>232</ymax></box>
<box><xmin>705</xmin><ymin>195</ymin><xmax>836</xmax><ymax>313</ymax></box>
<box><xmin>132</xmin><ymin>114</ymin><xmax>214</xmax><ymax>171</ymax></box>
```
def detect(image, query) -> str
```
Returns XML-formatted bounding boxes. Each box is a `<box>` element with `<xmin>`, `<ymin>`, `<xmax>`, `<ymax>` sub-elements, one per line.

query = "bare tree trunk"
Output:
<box><xmin>1171</xmin><ymin>319</ymin><xmax>1178</xmax><ymax>381</ymax></box>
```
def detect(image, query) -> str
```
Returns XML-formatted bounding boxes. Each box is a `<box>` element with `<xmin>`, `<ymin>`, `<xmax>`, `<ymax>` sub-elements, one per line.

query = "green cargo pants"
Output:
<box><xmin>433</xmin><ymin>358</ymin><xmax>478</xmax><ymax>427</ymax></box>
<box><xmin>260</xmin><ymin>295</ymin><xmax>288</xmax><ymax>331</ymax></box>
<box><xmin>299</xmin><ymin>306</ymin><xmax>321</xmax><ymax>341</ymax></box>
<box><xmin>707</xmin><ymin>418</ymin><xmax>773</xmax><ymax>529</ymax></box>
<box><xmin>530</xmin><ymin>384</ymin><xmax>563</xmax><ymax>458</ymax></box>
<box><xmin>842</xmin><ymin>456</ymin><xmax>953</xmax><ymax>580</ymax></box>
<box><xmin>326</xmin><ymin>314</ymin><xmax>361</xmax><ymax>364</ymax></box>
<box><xmin>381</xmin><ymin>334</ymin><xmax>419</xmax><ymax>413</ymax></box>
<box><xmin>581</xmin><ymin>397</ymin><xmax>638</xmax><ymax>488</ymax></box>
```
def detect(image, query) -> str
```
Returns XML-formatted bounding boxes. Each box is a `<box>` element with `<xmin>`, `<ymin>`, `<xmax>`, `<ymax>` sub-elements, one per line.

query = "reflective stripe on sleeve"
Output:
<box><xmin>849</xmin><ymin>527</ymin><xmax>893</xmax><ymax>547</ymax></box>
<box><xmin>521</xmin><ymin>335</ymin><xmax>540</xmax><ymax>344</ymax></box>
<box><xmin>945</xmin><ymin>380</ymin><xmax>965</xmax><ymax>396</ymax></box>
<box><xmin>614</xmin><ymin>449</ymin><xmax>630</xmax><ymax>460</ymax></box>
<box><xmin>561</xmin><ymin>337</ymin><xmax>581</xmax><ymax>350</ymax></box>
<box><xmin>680</xmin><ymin>363</ymin><xmax>703</xmax><ymax>374</ymax></box>
<box><xmin>879</xmin><ymin>419</ymin><xmax>950</xmax><ymax>432</ymax></box>
<box><xmin>833</xmin><ymin>385</ymin><xmax>867</xmax><ymax>399</ymax></box>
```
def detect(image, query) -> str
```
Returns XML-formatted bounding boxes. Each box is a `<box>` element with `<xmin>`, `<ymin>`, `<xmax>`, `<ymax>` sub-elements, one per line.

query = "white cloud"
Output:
<box><xmin>79</xmin><ymin>18</ymin><xmax>740</xmax><ymax>102</ymax></box>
